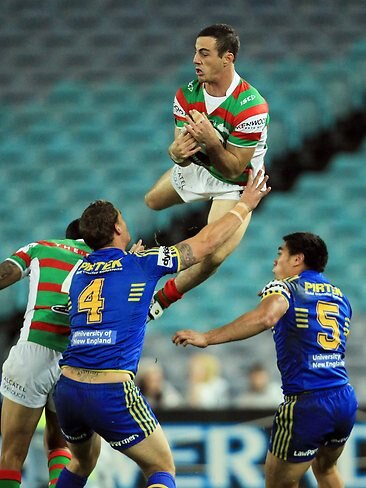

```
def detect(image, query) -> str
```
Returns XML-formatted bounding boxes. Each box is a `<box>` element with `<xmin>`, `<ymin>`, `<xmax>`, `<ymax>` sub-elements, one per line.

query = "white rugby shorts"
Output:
<box><xmin>0</xmin><ymin>340</ymin><xmax>62</xmax><ymax>411</ymax></box>
<box><xmin>171</xmin><ymin>164</ymin><xmax>243</xmax><ymax>203</ymax></box>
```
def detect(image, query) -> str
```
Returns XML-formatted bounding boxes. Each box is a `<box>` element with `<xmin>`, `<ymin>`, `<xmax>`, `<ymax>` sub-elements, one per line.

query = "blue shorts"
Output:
<box><xmin>269</xmin><ymin>383</ymin><xmax>358</xmax><ymax>463</ymax></box>
<box><xmin>53</xmin><ymin>376</ymin><xmax>158</xmax><ymax>451</ymax></box>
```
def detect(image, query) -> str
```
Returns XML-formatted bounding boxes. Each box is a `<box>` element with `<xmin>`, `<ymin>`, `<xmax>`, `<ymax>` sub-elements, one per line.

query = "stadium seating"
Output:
<box><xmin>1</xmin><ymin>0</ymin><xmax>366</xmax><ymax>398</ymax></box>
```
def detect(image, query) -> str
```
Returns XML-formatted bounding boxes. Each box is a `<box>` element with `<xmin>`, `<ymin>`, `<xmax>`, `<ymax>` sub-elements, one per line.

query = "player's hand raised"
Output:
<box><xmin>129</xmin><ymin>239</ymin><xmax>145</xmax><ymax>253</ymax></box>
<box><xmin>172</xmin><ymin>329</ymin><xmax>208</xmax><ymax>348</ymax></box>
<box><xmin>240</xmin><ymin>169</ymin><xmax>271</xmax><ymax>211</ymax></box>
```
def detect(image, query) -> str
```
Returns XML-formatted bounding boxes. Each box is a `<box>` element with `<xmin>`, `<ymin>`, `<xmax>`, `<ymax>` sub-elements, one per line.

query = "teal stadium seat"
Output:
<box><xmin>47</xmin><ymin>82</ymin><xmax>91</xmax><ymax>108</ymax></box>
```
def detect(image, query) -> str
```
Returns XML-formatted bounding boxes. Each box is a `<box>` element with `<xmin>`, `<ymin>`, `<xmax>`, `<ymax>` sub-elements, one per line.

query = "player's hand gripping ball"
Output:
<box><xmin>189</xmin><ymin>112</ymin><xmax>225</xmax><ymax>167</ymax></box>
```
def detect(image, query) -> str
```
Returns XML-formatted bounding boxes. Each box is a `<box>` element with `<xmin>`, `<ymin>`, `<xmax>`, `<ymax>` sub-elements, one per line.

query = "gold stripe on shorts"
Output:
<box><xmin>272</xmin><ymin>396</ymin><xmax>296</xmax><ymax>460</ymax></box>
<box><xmin>123</xmin><ymin>382</ymin><xmax>157</xmax><ymax>438</ymax></box>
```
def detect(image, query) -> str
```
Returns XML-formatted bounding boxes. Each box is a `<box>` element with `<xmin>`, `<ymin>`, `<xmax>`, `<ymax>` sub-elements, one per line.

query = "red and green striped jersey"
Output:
<box><xmin>7</xmin><ymin>239</ymin><xmax>90</xmax><ymax>352</ymax></box>
<box><xmin>173</xmin><ymin>74</ymin><xmax>269</xmax><ymax>185</ymax></box>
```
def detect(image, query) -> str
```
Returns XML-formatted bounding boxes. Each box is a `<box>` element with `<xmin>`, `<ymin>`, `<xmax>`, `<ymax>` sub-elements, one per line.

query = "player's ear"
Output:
<box><xmin>294</xmin><ymin>253</ymin><xmax>305</xmax><ymax>266</ymax></box>
<box><xmin>223</xmin><ymin>51</ymin><xmax>234</xmax><ymax>66</ymax></box>
<box><xmin>114</xmin><ymin>222</ymin><xmax>122</xmax><ymax>235</ymax></box>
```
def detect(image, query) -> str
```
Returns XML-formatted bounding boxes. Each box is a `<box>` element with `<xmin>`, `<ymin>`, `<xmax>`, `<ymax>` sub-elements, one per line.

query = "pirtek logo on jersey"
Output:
<box><xmin>78</xmin><ymin>259</ymin><xmax>123</xmax><ymax>274</ymax></box>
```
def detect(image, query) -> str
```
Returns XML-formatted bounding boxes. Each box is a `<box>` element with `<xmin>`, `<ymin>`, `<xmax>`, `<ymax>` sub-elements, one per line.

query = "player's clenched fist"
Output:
<box><xmin>172</xmin><ymin>329</ymin><xmax>208</xmax><ymax>348</ymax></box>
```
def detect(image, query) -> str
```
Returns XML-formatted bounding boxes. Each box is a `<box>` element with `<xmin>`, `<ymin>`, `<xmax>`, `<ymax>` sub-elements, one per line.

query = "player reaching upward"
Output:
<box><xmin>173</xmin><ymin>232</ymin><xmax>358</xmax><ymax>488</ymax></box>
<box><xmin>145</xmin><ymin>23</ymin><xmax>269</xmax><ymax>320</ymax></box>
<box><xmin>0</xmin><ymin>220</ymin><xmax>91</xmax><ymax>488</ymax></box>
<box><xmin>52</xmin><ymin>170</ymin><xmax>270</xmax><ymax>488</ymax></box>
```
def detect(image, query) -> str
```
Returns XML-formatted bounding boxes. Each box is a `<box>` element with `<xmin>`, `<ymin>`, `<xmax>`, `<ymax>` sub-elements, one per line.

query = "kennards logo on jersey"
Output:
<box><xmin>235</xmin><ymin>114</ymin><xmax>267</xmax><ymax>133</ymax></box>
<box><xmin>158</xmin><ymin>246</ymin><xmax>174</xmax><ymax>268</ymax></box>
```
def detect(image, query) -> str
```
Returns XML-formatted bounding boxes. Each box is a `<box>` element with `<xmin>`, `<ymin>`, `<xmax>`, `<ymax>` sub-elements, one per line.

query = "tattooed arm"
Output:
<box><xmin>174</xmin><ymin>213</ymin><xmax>243</xmax><ymax>271</ymax></box>
<box><xmin>0</xmin><ymin>261</ymin><xmax>22</xmax><ymax>290</ymax></box>
<box><xmin>175</xmin><ymin>242</ymin><xmax>197</xmax><ymax>270</ymax></box>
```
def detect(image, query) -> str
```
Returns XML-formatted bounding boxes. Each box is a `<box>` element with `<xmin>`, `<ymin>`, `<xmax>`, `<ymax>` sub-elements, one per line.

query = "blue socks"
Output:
<box><xmin>55</xmin><ymin>468</ymin><xmax>88</xmax><ymax>487</ymax></box>
<box><xmin>146</xmin><ymin>471</ymin><xmax>176</xmax><ymax>487</ymax></box>
<box><xmin>56</xmin><ymin>467</ymin><xmax>175</xmax><ymax>487</ymax></box>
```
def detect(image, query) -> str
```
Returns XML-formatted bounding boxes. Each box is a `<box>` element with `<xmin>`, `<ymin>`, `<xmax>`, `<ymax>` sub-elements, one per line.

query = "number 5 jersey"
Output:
<box><xmin>260</xmin><ymin>270</ymin><xmax>352</xmax><ymax>395</ymax></box>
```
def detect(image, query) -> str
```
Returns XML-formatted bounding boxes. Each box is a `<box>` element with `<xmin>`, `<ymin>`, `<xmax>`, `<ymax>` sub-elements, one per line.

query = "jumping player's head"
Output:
<box><xmin>79</xmin><ymin>200</ymin><xmax>130</xmax><ymax>251</ymax></box>
<box><xmin>194</xmin><ymin>24</ymin><xmax>239</xmax><ymax>86</ymax></box>
<box><xmin>65</xmin><ymin>219</ymin><xmax>82</xmax><ymax>240</ymax></box>
<box><xmin>197</xmin><ymin>24</ymin><xmax>240</xmax><ymax>61</ymax></box>
<box><xmin>273</xmin><ymin>232</ymin><xmax>328</xmax><ymax>279</ymax></box>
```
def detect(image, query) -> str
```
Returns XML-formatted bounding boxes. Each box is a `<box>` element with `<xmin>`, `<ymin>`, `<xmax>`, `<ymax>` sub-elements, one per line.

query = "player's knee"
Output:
<box><xmin>67</xmin><ymin>456</ymin><xmax>97</xmax><ymax>477</ymax></box>
<box><xmin>143</xmin><ymin>457</ymin><xmax>176</xmax><ymax>479</ymax></box>
<box><xmin>68</xmin><ymin>443</ymin><xmax>100</xmax><ymax>476</ymax></box>
<box><xmin>312</xmin><ymin>457</ymin><xmax>337</xmax><ymax>479</ymax></box>
<box><xmin>144</xmin><ymin>191</ymin><xmax>160</xmax><ymax>210</ymax></box>
<box><xmin>0</xmin><ymin>448</ymin><xmax>27</xmax><ymax>470</ymax></box>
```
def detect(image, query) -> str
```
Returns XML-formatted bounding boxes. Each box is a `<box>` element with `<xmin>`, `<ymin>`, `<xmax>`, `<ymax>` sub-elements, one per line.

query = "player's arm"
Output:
<box><xmin>174</xmin><ymin>170</ymin><xmax>270</xmax><ymax>270</ymax></box>
<box><xmin>168</xmin><ymin>127</ymin><xmax>201</xmax><ymax>165</ymax></box>
<box><xmin>172</xmin><ymin>294</ymin><xmax>288</xmax><ymax>348</ymax></box>
<box><xmin>0</xmin><ymin>260</ymin><xmax>22</xmax><ymax>290</ymax></box>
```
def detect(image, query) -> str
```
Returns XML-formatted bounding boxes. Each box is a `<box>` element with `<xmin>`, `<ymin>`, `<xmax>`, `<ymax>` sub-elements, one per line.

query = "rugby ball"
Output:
<box><xmin>190</xmin><ymin>128</ymin><xmax>225</xmax><ymax>167</ymax></box>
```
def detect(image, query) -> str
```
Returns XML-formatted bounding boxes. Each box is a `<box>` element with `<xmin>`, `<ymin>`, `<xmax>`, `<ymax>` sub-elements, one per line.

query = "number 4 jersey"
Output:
<box><xmin>60</xmin><ymin>246</ymin><xmax>180</xmax><ymax>377</ymax></box>
<box><xmin>6</xmin><ymin>239</ymin><xmax>91</xmax><ymax>352</ymax></box>
<box><xmin>260</xmin><ymin>270</ymin><xmax>352</xmax><ymax>395</ymax></box>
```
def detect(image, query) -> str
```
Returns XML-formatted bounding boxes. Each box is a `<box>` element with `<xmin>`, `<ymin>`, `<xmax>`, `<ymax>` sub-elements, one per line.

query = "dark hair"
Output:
<box><xmin>79</xmin><ymin>200</ymin><xmax>119</xmax><ymax>250</ymax></box>
<box><xmin>283</xmin><ymin>232</ymin><xmax>328</xmax><ymax>272</ymax></box>
<box><xmin>197</xmin><ymin>24</ymin><xmax>240</xmax><ymax>60</ymax></box>
<box><xmin>65</xmin><ymin>219</ymin><xmax>81</xmax><ymax>239</ymax></box>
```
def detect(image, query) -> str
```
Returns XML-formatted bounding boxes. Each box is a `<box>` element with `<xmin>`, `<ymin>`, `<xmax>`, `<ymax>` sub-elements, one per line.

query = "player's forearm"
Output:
<box><xmin>168</xmin><ymin>143</ymin><xmax>186</xmax><ymax>165</ymax></box>
<box><xmin>205</xmin><ymin>143</ymin><xmax>246</xmax><ymax>179</ymax></box>
<box><xmin>175</xmin><ymin>206</ymin><xmax>248</xmax><ymax>270</ymax></box>
<box><xmin>205</xmin><ymin>309</ymin><xmax>270</xmax><ymax>345</ymax></box>
<box><xmin>191</xmin><ymin>201</ymin><xmax>251</xmax><ymax>257</ymax></box>
<box><xmin>0</xmin><ymin>261</ymin><xmax>22</xmax><ymax>290</ymax></box>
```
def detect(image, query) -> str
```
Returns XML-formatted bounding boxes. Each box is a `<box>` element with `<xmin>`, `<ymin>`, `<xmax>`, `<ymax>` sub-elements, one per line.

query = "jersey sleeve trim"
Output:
<box><xmin>6</xmin><ymin>257</ymin><xmax>29</xmax><ymax>278</ymax></box>
<box><xmin>260</xmin><ymin>280</ymin><xmax>291</xmax><ymax>309</ymax></box>
<box><xmin>170</xmin><ymin>245</ymin><xmax>181</xmax><ymax>272</ymax></box>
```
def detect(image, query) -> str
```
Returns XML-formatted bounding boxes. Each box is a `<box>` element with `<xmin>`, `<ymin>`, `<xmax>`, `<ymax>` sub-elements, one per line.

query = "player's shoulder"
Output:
<box><xmin>260</xmin><ymin>279</ymin><xmax>292</xmax><ymax>299</ymax></box>
<box><xmin>12</xmin><ymin>241</ymin><xmax>40</xmax><ymax>256</ymax></box>
<box><xmin>42</xmin><ymin>238</ymin><xmax>90</xmax><ymax>252</ymax></box>
<box><xmin>134</xmin><ymin>245</ymin><xmax>178</xmax><ymax>258</ymax></box>
<box><xmin>62</xmin><ymin>238</ymin><xmax>91</xmax><ymax>252</ymax></box>
<box><xmin>179</xmin><ymin>78</ymin><xmax>201</xmax><ymax>96</ymax></box>
<box><xmin>133</xmin><ymin>245</ymin><xmax>178</xmax><ymax>267</ymax></box>
<box><xmin>234</xmin><ymin>78</ymin><xmax>267</xmax><ymax>108</ymax></box>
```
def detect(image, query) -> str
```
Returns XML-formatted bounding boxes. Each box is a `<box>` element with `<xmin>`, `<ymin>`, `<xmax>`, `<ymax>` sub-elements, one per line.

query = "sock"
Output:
<box><xmin>55</xmin><ymin>468</ymin><xmax>87</xmax><ymax>488</ymax></box>
<box><xmin>0</xmin><ymin>470</ymin><xmax>21</xmax><ymax>488</ymax></box>
<box><xmin>48</xmin><ymin>449</ymin><xmax>72</xmax><ymax>486</ymax></box>
<box><xmin>155</xmin><ymin>279</ymin><xmax>184</xmax><ymax>309</ymax></box>
<box><xmin>146</xmin><ymin>471</ymin><xmax>176</xmax><ymax>488</ymax></box>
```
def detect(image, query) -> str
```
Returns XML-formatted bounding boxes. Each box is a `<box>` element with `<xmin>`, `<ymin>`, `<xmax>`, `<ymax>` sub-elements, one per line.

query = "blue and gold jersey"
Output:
<box><xmin>60</xmin><ymin>246</ymin><xmax>180</xmax><ymax>376</ymax></box>
<box><xmin>261</xmin><ymin>270</ymin><xmax>351</xmax><ymax>395</ymax></box>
